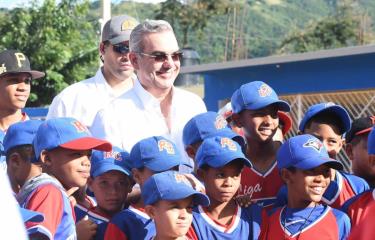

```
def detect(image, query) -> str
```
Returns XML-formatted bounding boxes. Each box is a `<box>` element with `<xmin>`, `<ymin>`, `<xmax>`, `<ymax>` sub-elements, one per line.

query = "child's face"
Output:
<box><xmin>235</xmin><ymin>105</ymin><xmax>279</xmax><ymax>143</ymax></box>
<box><xmin>304</xmin><ymin>122</ymin><xmax>343</xmax><ymax>159</ymax></box>
<box><xmin>201</xmin><ymin>161</ymin><xmax>243</xmax><ymax>204</ymax></box>
<box><xmin>89</xmin><ymin>170</ymin><xmax>131</xmax><ymax>216</ymax></box>
<box><xmin>148</xmin><ymin>197</ymin><xmax>193</xmax><ymax>239</ymax></box>
<box><xmin>47</xmin><ymin>148</ymin><xmax>91</xmax><ymax>189</ymax></box>
<box><xmin>283</xmin><ymin>164</ymin><xmax>331</xmax><ymax>208</ymax></box>
<box><xmin>0</xmin><ymin>73</ymin><xmax>31</xmax><ymax>111</ymax></box>
<box><xmin>348</xmin><ymin>137</ymin><xmax>371</xmax><ymax>179</ymax></box>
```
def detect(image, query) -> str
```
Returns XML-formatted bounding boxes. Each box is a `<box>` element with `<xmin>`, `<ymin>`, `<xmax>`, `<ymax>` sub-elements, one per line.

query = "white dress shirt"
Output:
<box><xmin>90</xmin><ymin>78</ymin><xmax>206</xmax><ymax>171</ymax></box>
<box><xmin>47</xmin><ymin>69</ymin><xmax>133</xmax><ymax>128</ymax></box>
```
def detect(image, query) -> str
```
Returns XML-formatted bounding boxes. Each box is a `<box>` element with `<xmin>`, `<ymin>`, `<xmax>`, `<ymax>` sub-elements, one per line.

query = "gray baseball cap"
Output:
<box><xmin>101</xmin><ymin>15</ymin><xmax>139</xmax><ymax>44</ymax></box>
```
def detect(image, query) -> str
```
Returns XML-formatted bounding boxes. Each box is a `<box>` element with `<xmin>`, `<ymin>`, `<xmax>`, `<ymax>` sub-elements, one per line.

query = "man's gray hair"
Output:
<box><xmin>129</xmin><ymin>19</ymin><xmax>175</xmax><ymax>53</ymax></box>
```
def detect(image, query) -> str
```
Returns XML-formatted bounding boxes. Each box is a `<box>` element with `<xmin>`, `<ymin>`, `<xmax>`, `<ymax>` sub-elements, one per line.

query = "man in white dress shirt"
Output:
<box><xmin>90</xmin><ymin>20</ymin><xmax>206</xmax><ymax>172</ymax></box>
<box><xmin>47</xmin><ymin>15</ymin><xmax>139</xmax><ymax>128</ymax></box>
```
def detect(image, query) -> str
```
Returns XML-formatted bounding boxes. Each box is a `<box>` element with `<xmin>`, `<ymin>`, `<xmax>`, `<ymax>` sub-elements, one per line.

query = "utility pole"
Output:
<box><xmin>101</xmin><ymin>0</ymin><xmax>111</xmax><ymax>32</ymax></box>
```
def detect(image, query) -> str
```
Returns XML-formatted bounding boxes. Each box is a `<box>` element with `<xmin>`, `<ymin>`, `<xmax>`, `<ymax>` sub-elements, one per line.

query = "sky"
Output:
<box><xmin>0</xmin><ymin>0</ymin><xmax>165</xmax><ymax>9</ymax></box>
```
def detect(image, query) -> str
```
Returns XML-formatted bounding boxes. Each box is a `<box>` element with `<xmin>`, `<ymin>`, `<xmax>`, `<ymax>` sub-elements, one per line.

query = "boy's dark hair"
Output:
<box><xmin>6</xmin><ymin>144</ymin><xmax>34</xmax><ymax>163</ymax></box>
<box><xmin>349</xmin><ymin>134</ymin><xmax>368</xmax><ymax>147</ymax></box>
<box><xmin>304</xmin><ymin>111</ymin><xmax>345</xmax><ymax>135</ymax></box>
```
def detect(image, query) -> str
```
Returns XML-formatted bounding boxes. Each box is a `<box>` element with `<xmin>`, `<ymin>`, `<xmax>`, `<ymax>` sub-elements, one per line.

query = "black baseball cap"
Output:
<box><xmin>101</xmin><ymin>15</ymin><xmax>139</xmax><ymax>44</ymax></box>
<box><xmin>0</xmin><ymin>50</ymin><xmax>45</xmax><ymax>80</ymax></box>
<box><xmin>345</xmin><ymin>116</ymin><xmax>375</xmax><ymax>143</ymax></box>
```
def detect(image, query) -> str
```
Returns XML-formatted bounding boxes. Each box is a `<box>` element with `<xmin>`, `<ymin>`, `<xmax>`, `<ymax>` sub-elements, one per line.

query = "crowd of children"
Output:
<box><xmin>0</xmin><ymin>22</ymin><xmax>374</xmax><ymax>240</ymax></box>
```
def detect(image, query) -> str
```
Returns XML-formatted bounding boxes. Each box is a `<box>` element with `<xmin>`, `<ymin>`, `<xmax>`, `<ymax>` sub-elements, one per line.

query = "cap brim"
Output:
<box><xmin>60</xmin><ymin>137</ymin><xmax>112</xmax><ymax>152</ymax></box>
<box><xmin>145</xmin><ymin>157</ymin><xmax>181</xmax><ymax>172</ymax></box>
<box><xmin>19</xmin><ymin>208</ymin><xmax>44</xmax><ymax>223</ymax></box>
<box><xmin>167</xmin><ymin>188</ymin><xmax>210</xmax><ymax>207</ymax></box>
<box><xmin>0</xmin><ymin>70</ymin><xmax>45</xmax><ymax>80</ymax></box>
<box><xmin>249</xmin><ymin>99</ymin><xmax>291</xmax><ymax>112</ymax></box>
<box><xmin>92</xmin><ymin>164</ymin><xmax>130</xmax><ymax>178</ymax></box>
<box><xmin>108</xmin><ymin>33</ymin><xmax>131</xmax><ymax>44</ymax></box>
<box><xmin>294</xmin><ymin>157</ymin><xmax>343</xmax><ymax>171</ymax></box>
<box><xmin>355</xmin><ymin>127</ymin><xmax>372</xmax><ymax>136</ymax></box>
<box><xmin>202</xmin><ymin>156</ymin><xmax>252</xmax><ymax>169</ymax></box>
<box><xmin>326</xmin><ymin>106</ymin><xmax>351</xmax><ymax>133</ymax></box>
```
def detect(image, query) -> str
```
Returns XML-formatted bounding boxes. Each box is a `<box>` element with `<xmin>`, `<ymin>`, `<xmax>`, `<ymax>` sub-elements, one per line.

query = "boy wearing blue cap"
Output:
<box><xmin>3</xmin><ymin>120</ymin><xmax>43</xmax><ymax>193</ymax></box>
<box><xmin>298</xmin><ymin>102</ymin><xmax>369</xmax><ymax>208</ymax></box>
<box><xmin>231</xmin><ymin>81</ymin><xmax>291</xmax><ymax>207</ymax></box>
<box><xmin>183</xmin><ymin>111</ymin><xmax>244</xmax><ymax>171</ymax></box>
<box><xmin>80</xmin><ymin>147</ymin><xmax>133</xmax><ymax>240</ymax></box>
<box><xmin>105</xmin><ymin>136</ymin><xmax>181</xmax><ymax>240</ymax></box>
<box><xmin>143</xmin><ymin>170</ymin><xmax>210</xmax><ymax>240</ymax></box>
<box><xmin>21</xmin><ymin>117</ymin><xmax>112</xmax><ymax>240</ymax></box>
<box><xmin>187</xmin><ymin>136</ymin><xmax>263</xmax><ymax>240</ymax></box>
<box><xmin>261</xmin><ymin>134</ymin><xmax>351</xmax><ymax>240</ymax></box>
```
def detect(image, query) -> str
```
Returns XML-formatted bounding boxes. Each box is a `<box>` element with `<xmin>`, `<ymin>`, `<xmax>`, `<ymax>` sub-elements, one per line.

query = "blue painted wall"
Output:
<box><xmin>204</xmin><ymin>53</ymin><xmax>375</xmax><ymax>111</ymax></box>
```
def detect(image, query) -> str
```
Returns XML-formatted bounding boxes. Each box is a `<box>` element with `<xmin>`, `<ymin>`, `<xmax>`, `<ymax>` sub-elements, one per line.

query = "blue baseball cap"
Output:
<box><xmin>33</xmin><ymin>117</ymin><xmax>112</xmax><ymax>162</ymax></box>
<box><xmin>368</xmin><ymin>127</ymin><xmax>375</xmax><ymax>155</ymax></box>
<box><xmin>90</xmin><ymin>146</ymin><xmax>131</xmax><ymax>178</ymax></box>
<box><xmin>196</xmin><ymin>136</ymin><xmax>251</xmax><ymax>169</ymax></box>
<box><xmin>142</xmin><ymin>170</ymin><xmax>210</xmax><ymax>206</ymax></box>
<box><xmin>129</xmin><ymin>136</ymin><xmax>181</xmax><ymax>172</ymax></box>
<box><xmin>3</xmin><ymin>120</ymin><xmax>43</xmax><ymax>155</ymax></box>
<box><xmin>231</xmin><ymin>81</ymin><xmax>290</xmax><ymax>114</ymax></box>
<box><xmin>299</xmin><ymin>102</ymin><xmax>351</xmax><ymax>135</ymax></box>
<box><xmin>277</xmin><ymin>134</ymin><xmax>343</xmax><ymax>170</ymax></box>
<box><xmin>183</xmin><ymin>111</ymin><xmax>239</xmax><ymax>146</ymax></box>
<box><xmin>19</xmin><ymin>207</ymin><xmax>44</xmax><ymax>223</ymax></box>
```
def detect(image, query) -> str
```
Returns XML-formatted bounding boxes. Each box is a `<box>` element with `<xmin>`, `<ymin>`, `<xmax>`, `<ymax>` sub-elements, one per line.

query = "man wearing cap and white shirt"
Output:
<box><xmin>91</xmin><ymin>20</ymin><xmax>206</xmax><ymax>172</ymax></box>
<box><xmin>0</xmin><ymin>50</ymin><xmax>45</xmax><ymax>173</ymax></box>
<box><xmin>47</xmin><ymin>15</ymin><xmax>139</xmax><ymax>128</ymax></box>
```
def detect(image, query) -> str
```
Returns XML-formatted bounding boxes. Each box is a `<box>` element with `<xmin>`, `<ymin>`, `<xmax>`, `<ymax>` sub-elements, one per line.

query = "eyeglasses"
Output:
<box><xmin>112</xmin><ymin>43</ymin><xmax>130</xmax><ymax>54</ymax></box>
<box><xmin>139</xmin><ymin>51</ymin><xmax>183</xmax><ymax>62</ymax></box>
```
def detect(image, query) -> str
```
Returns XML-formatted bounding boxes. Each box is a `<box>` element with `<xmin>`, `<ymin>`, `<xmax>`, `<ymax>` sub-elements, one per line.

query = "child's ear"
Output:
<box><xmin>131</xmin><ymin>169</ymin><xmax>142</xmax><ymax>185</ymax></box>
<box><xmin>368</xmin><ymin>155</ymin><xmax>375</xmax><ymax>169</ymax></box>
<box><xmin>280</xmin><ymin>168</ymin><xmax>292</xmax><ymax>184</ymax></box>
<box><xmin>344</xmin><ymin>143</ymin><xmax>354</xmax><ymax>160</ymax></box>
<box><xmin>40</xmin><ymin>150</ymin><xmax>52</xmax><ymax>167</ymax></box>
<box><xmin>185</xmin><ymin>145</ymin><xmax>196</xmax><ymax>160</ymax></box>
<box><xmin>145</xmin><ymin>205</ymin><xmax>155</xmax><ymax>219</ymax></box>
<box><xmin>87</xmin><ymin>177</ymin><xmax>94</xmax><ymax>192</ymax></box>
<box><xmin>196</xmin><ymin>168</ymin><xmax>205</xmax><ymax>181</ymax></box>
<box><xmin>231</xmin><ymin>113</ymin><xmax>242</xmax><ymax>128</ymax></box>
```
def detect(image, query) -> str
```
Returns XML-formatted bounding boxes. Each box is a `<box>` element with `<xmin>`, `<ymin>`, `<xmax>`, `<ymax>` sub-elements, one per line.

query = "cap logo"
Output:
<box><xmin>325</xmin><ymin>102</ymin><xmax>335</xmax><ymax>108</ymax></box>
<box><xmin>158</xmin><ymin>140</ymin><xmax>175</xmax><ymax>154</ymax></box>
<box><xmin>0</xmin><ymin>64</ymin><xmax>7</xmax><ymax>74</ymax></box>
<box><xmin>70</xmin><ymin>121</ymin><xmax>88</xmax><ymax>133</ymax></box>
<box><xmin>15</xmin><ymin>52</ymin><xmax>26</xmax><ymax>67</ymax></box>
<box><xmin>220</xmin><ymin>137</ymin><xmax>237</xmax><ymax>151</ymax></box>
<box><xmin>258</xmin><ymin>84</ymin><xmax>272</xmax><ymax>97</ymax></box>
<box><xmin>303</xmin><ymin>139</ymin><xmax>323</xmax><ymax>152</ymax></box>
<box><xmin>121</xmin><ymin>19</ymin><xmax>137</xmax><ymax>31</ymax></box>
<box><xmin>214</xmin><ymin>115</ymin><xmax>227</xmax><ymax>130</ymax></box>
<box><xmin>174</xmin><ymin>173</ymin><xmax>192</xmax><ymax>187</ymax></box>
<box><xmin>104</xmin><ymin>151</ymin><xmax>122</xmax><ymax>161</ymax></box>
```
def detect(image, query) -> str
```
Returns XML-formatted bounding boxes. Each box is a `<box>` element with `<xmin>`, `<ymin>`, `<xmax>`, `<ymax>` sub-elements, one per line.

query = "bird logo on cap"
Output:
<box><xmin>214</xmin><ymin>115</ymin><xmax>227</xmax><ymax>130</ymax></box>
<box><xmin>158</xmin><ymin>139</ymin><xmax>175</xmax><ymax>155</ymax></box>
<box><xmin>220</xmin><ymin>137</ymin><xmax>237</xmax><ymax>151</ymax></box>
<box><xmin>258</xmin><ymin>84</ymin><xmax>272</xmax><ymax>97</ymax></box>
<box><xmin>303</xmin><ymin>139</ymin><xmax>323</xmax><ymax>153</ymax></box>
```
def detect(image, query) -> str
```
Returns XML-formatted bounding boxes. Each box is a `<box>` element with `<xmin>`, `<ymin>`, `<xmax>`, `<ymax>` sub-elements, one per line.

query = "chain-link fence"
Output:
<box><xmin>281</xmin><ymin>89</ymin><xmax>375</xmax><ymax>172</ymax></box>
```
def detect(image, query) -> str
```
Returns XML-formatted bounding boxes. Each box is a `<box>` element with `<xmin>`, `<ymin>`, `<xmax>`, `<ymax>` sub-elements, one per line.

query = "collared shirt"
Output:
<box><xmin>90</xmin><ymin>78</ymin><xmax>206</xmax><ymax>171</ymax></box>
<box><xmin>47</xmin><ymin>68</ymin><xmax>134</xmax><ymax>128</ymax></box>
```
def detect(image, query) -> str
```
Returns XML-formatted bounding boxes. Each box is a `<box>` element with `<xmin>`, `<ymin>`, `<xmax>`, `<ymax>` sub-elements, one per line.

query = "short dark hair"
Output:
<box><xmin>6</xmin><ymin>144</ymin><xmax>34</xmax><ymax>163</ymax></box>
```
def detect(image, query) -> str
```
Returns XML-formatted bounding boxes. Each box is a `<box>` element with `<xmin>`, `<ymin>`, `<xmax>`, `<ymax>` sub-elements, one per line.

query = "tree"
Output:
<box><xmin>0</xmin><ymin>0</ymin><xmax>99</xmax><ymax>106</ymax></box>
<box><xmin>278</xmin><ymin>2</ymin><xmax>374</xmax><ymax>54</ymax></box>
<box><xmin>155</xmin><ymin>0</ymin><xmax>228</xmax><ymax>47</ymax></box>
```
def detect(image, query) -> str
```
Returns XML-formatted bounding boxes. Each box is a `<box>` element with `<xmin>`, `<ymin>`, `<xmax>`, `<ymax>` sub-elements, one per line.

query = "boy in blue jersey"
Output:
<box><xmin>142</xmin><ymin>170</ymin><xmax>210</xmax><ymax>240</ymax></box>
<box><xmin>104</xmin><ymin>136</ymin><xmax>182</xmax><ymax>240</ymax></box>
<box><xmin>261</xmin><ymin>134</ymin><xmax>351</xmax><ymax>240</ymax></box>
<box><xmin>81</xmin><ymin>146</ymin><xmax>133</xmax><ymax>240</ymax></box>
<box><xmin>187</xmin><ymin>136</ymin><xmax>263</xmax><ymax>240</ymax></box>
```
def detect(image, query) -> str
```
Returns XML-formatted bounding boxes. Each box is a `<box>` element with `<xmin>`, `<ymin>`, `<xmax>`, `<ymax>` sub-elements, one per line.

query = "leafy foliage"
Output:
<box><xmin>0</xmin><ymin>0</ymin><xmax>99</xmax><ymax>106</ymax></box>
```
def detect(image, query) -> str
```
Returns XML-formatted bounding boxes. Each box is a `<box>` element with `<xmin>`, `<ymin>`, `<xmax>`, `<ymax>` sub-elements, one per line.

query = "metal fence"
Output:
<box><xmin>281</xmin><ymin>89</ymin><xmax>375</xmax><ymax>172</ymax></box>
